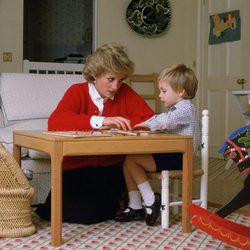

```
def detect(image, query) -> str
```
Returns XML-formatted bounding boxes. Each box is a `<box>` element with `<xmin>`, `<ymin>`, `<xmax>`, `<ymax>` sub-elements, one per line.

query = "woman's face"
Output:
<box><xmin>95</xmin><ymin>72</ymin><xmax>126</xmax><ymax>99</ymax></box>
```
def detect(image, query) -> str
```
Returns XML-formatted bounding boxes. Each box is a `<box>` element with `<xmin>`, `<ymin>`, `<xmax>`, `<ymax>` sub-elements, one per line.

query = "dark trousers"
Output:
<box><xmin>36</xmin><ymin>164</ymin><xmax>125</xmax><ymax>224</ymax></box>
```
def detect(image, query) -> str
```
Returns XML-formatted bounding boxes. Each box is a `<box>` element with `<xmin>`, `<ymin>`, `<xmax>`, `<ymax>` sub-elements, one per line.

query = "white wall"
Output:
<box><xmin>96</xmin><ymin>0</ymin><xmax>197</xmax><ymax>74</ymax></box>
<box><xmin>0</xmin><ymin>0</ymin><xmax>23</xmax><ymax>72</ymax></box>
<box><xmin>0</xmin><ymin>0</ymin><xmax>197</xmax><ymax>75</ymax></box>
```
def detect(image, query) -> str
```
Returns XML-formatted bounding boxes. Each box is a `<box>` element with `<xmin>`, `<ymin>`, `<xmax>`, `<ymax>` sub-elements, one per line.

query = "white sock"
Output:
<box><xmin>127</xmin><ymin>190</ymin><xmax>143</xmax><ymax>210</ymax></box>
<box><xmin>138</xmin><ymin>181</ymin><xmax>155</xmax><ymax>207</ymax></box>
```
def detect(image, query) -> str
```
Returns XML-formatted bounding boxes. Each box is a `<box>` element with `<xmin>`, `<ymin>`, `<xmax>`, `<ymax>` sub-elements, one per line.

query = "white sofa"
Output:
<box><xmin>0</xmin><ymin>72</ymin><xmax>84</xmax><ymax>204</ymax></box>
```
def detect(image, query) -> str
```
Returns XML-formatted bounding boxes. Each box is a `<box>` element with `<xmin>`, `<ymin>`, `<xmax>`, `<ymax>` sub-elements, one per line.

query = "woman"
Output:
<box><xmin>36</xmin><ymin>43</ymin><xmax>155</xmax><ymax>224</ymax></box>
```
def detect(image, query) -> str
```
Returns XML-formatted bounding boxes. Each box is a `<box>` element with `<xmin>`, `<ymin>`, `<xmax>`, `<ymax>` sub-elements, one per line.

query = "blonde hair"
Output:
<box><xmin>83</xmin><ymin>43</ymin><xmax>135</xmax><ymax>82</ymax></box>
<box><xmin>157</xmin><ymin>64</ymin><xmax>198</xmax><ymax>99</ymax></box>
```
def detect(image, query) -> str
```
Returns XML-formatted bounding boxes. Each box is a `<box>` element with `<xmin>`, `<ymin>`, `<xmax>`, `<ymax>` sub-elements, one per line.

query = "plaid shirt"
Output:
<box><xmin>146</xmin><ymin>99</ymin><xmax>199</xmax><ymax>154</ymax></box>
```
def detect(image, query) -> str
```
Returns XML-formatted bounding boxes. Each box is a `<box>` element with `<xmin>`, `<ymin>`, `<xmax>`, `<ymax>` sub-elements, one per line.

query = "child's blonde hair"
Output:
<box><xmin>158</xmin><ymin>64</ymin><xmax>198</xmax><ymax>99</ymax></box>
<box><xmin>83</xmin><ymin>43</ymin><xmax>135</xmax><ymax>82</ymax></box>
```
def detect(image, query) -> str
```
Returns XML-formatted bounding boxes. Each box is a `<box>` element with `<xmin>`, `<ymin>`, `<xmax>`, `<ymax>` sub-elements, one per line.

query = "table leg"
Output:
<box><xmin>50</xmin><ymin>143</ymin><xmax>63</xmax><ymax>246</ymax></box>
<box><xmin>181</xmin><ymin>139</ymin><xmax>193</xmax><ymax>233</ymax></box>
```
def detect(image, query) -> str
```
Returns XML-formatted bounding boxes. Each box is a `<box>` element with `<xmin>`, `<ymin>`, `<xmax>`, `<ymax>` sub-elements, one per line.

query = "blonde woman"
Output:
<box><xmin>37</xmin><ymin>44</ymin><xmax>155</xmax><ymax>224</ymax></box>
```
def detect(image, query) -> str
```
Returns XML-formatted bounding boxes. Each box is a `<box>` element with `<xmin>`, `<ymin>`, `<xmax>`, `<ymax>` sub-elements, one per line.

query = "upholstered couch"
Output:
<box><xmin>0</xmin><ymin>73</ymin><xmax>84</xmax><ymax>204</ymax></box>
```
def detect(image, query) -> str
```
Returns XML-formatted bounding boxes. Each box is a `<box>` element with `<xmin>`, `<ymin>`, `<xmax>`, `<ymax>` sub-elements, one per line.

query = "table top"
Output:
<box><xmin>13</xmin><ymin>130</ymin><xmax>192</xmax><ymax>141</ymax></box>
<box><xmin>13</xmin><ymin>130</ymin><xmax>193</xmax><ymax>156</ymax></box>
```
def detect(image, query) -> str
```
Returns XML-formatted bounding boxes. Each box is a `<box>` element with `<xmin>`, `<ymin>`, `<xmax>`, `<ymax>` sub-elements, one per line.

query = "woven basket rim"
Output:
<box><xmin>0</xmin><ymin>144</ymin><xmax>32</xmax><ymax>190</ymax></box>
<box><xmin>0</xmin><ymin>225</ymin><xmax>36</xmax><ymax>238</ymax></box>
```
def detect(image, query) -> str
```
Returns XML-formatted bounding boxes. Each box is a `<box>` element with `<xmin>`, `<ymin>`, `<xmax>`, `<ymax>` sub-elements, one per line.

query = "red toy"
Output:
<box><xmin>189</xmin><ymin>204</ymin><xmax>250</xmax><ymax>249</ymax></box>
<box><xmin>189</xmin><ymin>125</ymin><xmax>250</xmax><ymax>249</ymax></box>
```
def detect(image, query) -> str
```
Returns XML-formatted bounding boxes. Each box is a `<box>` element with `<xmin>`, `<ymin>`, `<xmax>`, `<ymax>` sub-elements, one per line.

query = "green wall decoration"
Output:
<box><xmin>126</xmin><ymin>0</ymin><xmax>171</xmax><ymax>38</ymax></box>
<box><xmin>209</xmin><ymin>10</ymin><xmax>241</xmax><ymax>44</ymax></box>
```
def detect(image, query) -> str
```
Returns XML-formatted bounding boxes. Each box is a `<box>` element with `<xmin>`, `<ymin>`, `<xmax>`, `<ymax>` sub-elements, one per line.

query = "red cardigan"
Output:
<box><xmin>48</xmin><ymin>82</ymin><xmax>155</xmax><ymax>170</ymax></box>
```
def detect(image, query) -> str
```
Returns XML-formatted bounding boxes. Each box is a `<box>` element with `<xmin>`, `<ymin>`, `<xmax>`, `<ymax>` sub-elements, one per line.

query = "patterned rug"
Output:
<box><xmin>0</xmin><ymin>208</ymin><xmax>249</xmax><ymax>250</ymax></box>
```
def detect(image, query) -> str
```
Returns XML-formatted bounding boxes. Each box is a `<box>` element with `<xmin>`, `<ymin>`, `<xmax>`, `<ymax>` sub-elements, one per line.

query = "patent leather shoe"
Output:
<box><xmin>115</xmin><ymin>207</ymin><xmax>145</xmax><ymax>222</ymax></box>
<box><xmin>145</xmin><ymin>193</ymin><xmax>161</xmax><ymax>226</ymax></box>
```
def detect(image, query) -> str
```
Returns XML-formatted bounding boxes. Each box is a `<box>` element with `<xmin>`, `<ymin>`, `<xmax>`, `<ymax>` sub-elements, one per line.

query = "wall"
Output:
<box><xmin>96</xmin><ymin>0</ymin><xmax>197</xmax><ymax>74</ymax></box>
<box><xmin>0</xmin><ymin>0</ymin><xmax>23</xmax><ymax>72</ymax></box>
<box><xmin>0</xmin><ymin>0</ymin><xmax>197</xmax><ymax>75</ymax></box>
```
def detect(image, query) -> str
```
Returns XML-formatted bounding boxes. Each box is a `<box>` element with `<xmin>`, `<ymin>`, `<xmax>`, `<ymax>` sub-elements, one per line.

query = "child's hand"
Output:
<box><xmin>133</xmin><ymin>122</ymin><xmax>149</xmax><ymax>130</ymax></box>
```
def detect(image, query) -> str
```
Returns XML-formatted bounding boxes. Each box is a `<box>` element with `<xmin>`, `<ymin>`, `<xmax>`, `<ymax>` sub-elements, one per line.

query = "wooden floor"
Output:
<box><xmin>196</xmin><ymin>157</ymin><xmax>250</xmax><ymax>215</ymax></box>
<box><xmin>208</xmin><ymin>158</ymin><xmax>250</xmax><ymax>216</ymax></box>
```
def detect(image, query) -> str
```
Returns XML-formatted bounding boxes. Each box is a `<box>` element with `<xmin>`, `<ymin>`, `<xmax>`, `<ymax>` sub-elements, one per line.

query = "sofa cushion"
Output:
<box><xmin>0</xmin><ymin>73</ymin><xmax>84</xmax><ymax>125</ymax></box>
<box><xmin>28</xmin><ymin>148</ymin><xmax>49</xmax><ymax>159</ymax></box>
<box><xmin>0</xmin><ymin>119</ymin><xmax>48</xmax><ymax>157</ymax></box>
<box><xmin>0</xmin><ymin>128</ymin><xmax>28</xmax><ymax>156</ymax></box>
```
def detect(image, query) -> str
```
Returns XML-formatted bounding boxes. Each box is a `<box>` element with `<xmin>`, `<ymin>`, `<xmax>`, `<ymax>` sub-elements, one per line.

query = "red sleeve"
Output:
<box><xmin>109</xmin><ymin>84</ymin><xmax>156</xmax><ymax>127</ymax></box>
<box><xmin>48</xmin><ymin>83</ymin><xmax>94</xmax><ymax>130</ymax></box>
<box><xmin>48</xmin><ymin>82</ymin><xmax>156</xmax><ymax>131</ymax></box>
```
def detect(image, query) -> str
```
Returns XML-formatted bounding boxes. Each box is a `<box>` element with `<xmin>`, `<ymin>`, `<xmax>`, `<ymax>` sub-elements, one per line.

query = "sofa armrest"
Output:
<box><xmin>0</xmin><ymin>108</ymin><xmax>5</xmax><ymax>128</ymax></box>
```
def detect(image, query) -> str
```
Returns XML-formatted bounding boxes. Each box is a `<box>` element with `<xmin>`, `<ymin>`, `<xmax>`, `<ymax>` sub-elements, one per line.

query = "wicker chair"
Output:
<box><xmin>0</xmin><ymin>144</ymin><xmax>36</xmax><ymax>237</ymax></box>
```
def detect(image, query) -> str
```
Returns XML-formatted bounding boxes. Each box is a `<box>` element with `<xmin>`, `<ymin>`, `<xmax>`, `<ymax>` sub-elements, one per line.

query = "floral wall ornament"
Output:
<box><xmin>126</xmin><ymin>0</ymin><xmax>171</xmax><ymax>37</ymax></box>
<box><xmin>209</xmin><ymin>10</ymin><xmax>241</xmax><ymax>44</ymax></box>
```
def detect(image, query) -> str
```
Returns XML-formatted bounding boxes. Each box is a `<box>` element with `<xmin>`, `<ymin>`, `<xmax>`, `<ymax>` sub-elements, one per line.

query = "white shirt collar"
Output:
<box><xmin>88</xmin><ymin>82</ymin><xmax>105</xmax><ymax>102</ymax></box>
<box><xmin>88</xmin><ymin>82</ymin><xmax>114</xmax><ymax>102</ymax></box>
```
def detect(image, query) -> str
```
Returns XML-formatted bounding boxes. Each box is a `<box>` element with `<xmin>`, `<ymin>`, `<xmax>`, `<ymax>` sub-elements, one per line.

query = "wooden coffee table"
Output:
<box><xmin>13</xmin><ymin>131</ymin><xmax>193</xmax><ymax>246</ymax></box>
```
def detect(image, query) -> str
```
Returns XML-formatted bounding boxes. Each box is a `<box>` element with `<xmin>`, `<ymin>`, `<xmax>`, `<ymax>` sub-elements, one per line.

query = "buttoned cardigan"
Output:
<box><xmin>48</xmin><ymin>82</ymin><xmax>155</xmax><ymax>170</ymax></box>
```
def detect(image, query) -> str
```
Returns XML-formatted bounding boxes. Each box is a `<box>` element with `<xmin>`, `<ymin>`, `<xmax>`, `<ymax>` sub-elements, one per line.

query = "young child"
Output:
<box><xmin>115</xmin><ymin>64</ymin><xmax>199</xmax><ymax>226</ymax></box>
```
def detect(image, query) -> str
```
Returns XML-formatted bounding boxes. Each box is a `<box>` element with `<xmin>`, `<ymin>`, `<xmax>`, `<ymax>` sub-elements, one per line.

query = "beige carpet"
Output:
<box><xmin>0</xmin><ymin>207</ymin><xmax>248</xmax><ymax>249</ymax></box>
<box><xmin>1</xmin><ymin>157</ymin><xmax>249</xmax><ymax>249</ymax></box>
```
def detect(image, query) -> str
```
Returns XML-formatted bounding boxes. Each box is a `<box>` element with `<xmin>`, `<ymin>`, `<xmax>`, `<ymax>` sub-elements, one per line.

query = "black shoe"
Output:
<box><xmin>115</xmin><ymin>207</ymin><xmax>145</xmax><ymax>222</ymax></box>
<box><xmin>145</xmin><ymin>193</ymin><xmax>161</xmax><ymax>226</ymax></box>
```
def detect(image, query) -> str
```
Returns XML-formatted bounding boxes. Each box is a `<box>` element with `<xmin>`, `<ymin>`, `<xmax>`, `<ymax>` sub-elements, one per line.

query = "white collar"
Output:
<box><xmin>88</xmin><ymin>83</ymin><xmax>114</xmax><ymax>102</ymax></box>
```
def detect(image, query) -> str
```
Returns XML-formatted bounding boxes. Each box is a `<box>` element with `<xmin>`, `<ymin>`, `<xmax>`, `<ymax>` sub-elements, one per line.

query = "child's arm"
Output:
<box><xmin>145</xmin><ymin>107</ymin><xmax>194</xmax><ymax>131</ymax></box>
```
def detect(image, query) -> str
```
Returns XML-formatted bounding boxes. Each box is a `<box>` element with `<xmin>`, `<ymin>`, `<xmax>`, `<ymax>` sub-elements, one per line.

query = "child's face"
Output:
<box><xmin>158</xmin><ymin>80</ymin><xmax>184</xmax><ymax>108</ymax></box>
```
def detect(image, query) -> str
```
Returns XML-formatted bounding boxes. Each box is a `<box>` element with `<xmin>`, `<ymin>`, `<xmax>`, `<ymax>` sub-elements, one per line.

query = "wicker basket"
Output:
<box><xmin>0</xmin><ymin>144</ymin><xmax>36</xmax><ymax>237</ymax></box>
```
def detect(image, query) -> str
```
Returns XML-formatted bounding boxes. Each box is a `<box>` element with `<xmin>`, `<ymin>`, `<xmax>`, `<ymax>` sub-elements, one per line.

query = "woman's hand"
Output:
<box><xmin>103</xmin><ymin>117</ymin><xmax>131</xmax><ymax>130</ymax></box>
